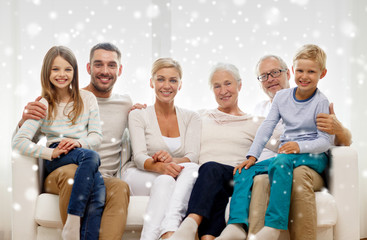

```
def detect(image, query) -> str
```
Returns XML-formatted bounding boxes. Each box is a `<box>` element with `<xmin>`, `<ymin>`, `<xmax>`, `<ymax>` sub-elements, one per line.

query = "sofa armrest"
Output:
<box><xmin>11</xmin><ymin>154</ymin><xmax>41</xmax><ymax>240</ymax></box>
<box><xmin>328</xmin><ymin>146</ymin><xmax>359</xmax><ymax>240</ymax></box>
<box><xmin>118</xmin><ymin>128</ymin><xmax>131</xmax><ymax>178</ymax></box>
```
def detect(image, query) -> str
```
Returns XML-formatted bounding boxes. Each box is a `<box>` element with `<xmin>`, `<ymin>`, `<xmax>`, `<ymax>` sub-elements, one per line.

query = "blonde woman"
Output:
<box><xmin>122</xmin><ymin>58</ymin><xmax>201</xmax><ymax>240</ymax></box>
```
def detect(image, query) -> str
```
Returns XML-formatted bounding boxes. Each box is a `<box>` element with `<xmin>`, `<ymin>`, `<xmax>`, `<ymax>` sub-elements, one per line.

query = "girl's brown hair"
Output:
<box><xmin>41</xmin><ymin>46</ymin><xmax>83</xmax><ymax>125</ymax></box>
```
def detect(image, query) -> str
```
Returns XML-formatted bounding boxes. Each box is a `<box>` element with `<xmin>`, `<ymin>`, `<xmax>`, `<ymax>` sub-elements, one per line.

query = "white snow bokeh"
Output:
<box><xmin>67</xmin><ymin>178</ymin><xmax>74</xmax><ymax>185</ymax></box>
<box><xmin>145</xmin><ymin>181</ymin><xmax>152</xmax><ymax>189</ymax></box>
<box><xmin>14</xmin><ymin>83</ymin><xmax>28</xmax><ymax>97</ymax></box>
<box><xmin>25</xmin><ymin>187</ymin><xmax>38</xmax><ymax>201</ymax></box>
<box><xmin>55</xmin><ymin>32</ymin><xmax>71</xmax><ymax>45</ymax></box>
<box><xmin>146</xmin><ymin>4</ymin><xmax>160</xmax><ymax>18</ymax></box>
<box><xmin>233</xmin><ymin>0</ymin><xmax>246</xmax><ymax>6</ymax></box>
<box><xmin>340</xmin><ymin>20</ymin><xmax>357</xmax><ymax>38</ymax></box>
<box><xmin>75</xmin><ymin>22</ymin><xmax>85</xmax><ymax>31</ymax></box>
<box><xmin>143</xmin><ymin>213</ymin><xmax>151</xmax><ymax>222</ymax></box>
<box><xmin>135</xmin><ymin>67</ymin><xmax>148</xmax><ymax>81</ymax></box>
<box><xmin>49</xmin><ymin>11</ymin><xmax>58</xmax><ymax>20</ymax></box>
<box><xmin>32</xmin><ymin>0</ymin><xmax>41</xmax><ymax>5</ymax></box>
<box><xmin>134</xmin><ymin>11</ymin><xmax>142</xmax><ymax>19</ymax></box>
<box><xmin>4</xmin><ymin>46</ymin><xmax>13</xmax><ymax>56</ymax></box>
<box><xmin>27</xmin><ymin>22</ymin><xmax>42</xmax><ymax>38</ymax></box>
<box><xmin>13</xmin><ymin>203</ymin><xmax>22</xmax><ymax>212</ymax></box>
<box><xmin>363</xmin><ymin>170</ymin><xmax>367</xmax><ymax>178</ymax></box>
<box><xmin>290</xmin><ymin>0</ymin><xmax>309</xmax><ymax>6</ymax></box>
<box><xmin>32</xmin><ymin>164</ymin><xmax>38</xmax><ymax>171</ymax></box>
<box><xmin>264</xmin><ymin>7</ymin><xmax>281</xmax><ymax>25</ymax></box>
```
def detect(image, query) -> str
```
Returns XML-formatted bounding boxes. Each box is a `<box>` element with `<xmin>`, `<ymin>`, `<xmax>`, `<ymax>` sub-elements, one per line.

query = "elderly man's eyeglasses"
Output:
<box><xmin>257</xmin><ymin>69</ymin><xmax>287</xmax><ymax>82</ymax></box>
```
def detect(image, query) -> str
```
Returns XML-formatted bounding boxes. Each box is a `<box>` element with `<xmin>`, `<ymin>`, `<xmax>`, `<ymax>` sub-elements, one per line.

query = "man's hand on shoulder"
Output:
<box><xmin>19</xmin><ymin>96</ymin><xmax>47</xmax><ymax>128</ymax></box>
<box><xmin>129</xmin><ymin>103</ymin><xmax>147</xmax><ymax>113</ymax></box>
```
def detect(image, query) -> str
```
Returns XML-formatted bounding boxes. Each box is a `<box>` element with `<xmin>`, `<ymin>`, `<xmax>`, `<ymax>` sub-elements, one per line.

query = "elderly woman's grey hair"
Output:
<box><xmin>208</xmin><ymin>63</ymin><xmax>242</xmax><ymax>88</ymax></box>
<box><xmin>255</xmin><ymin>55</ymin><xmax>288</xmax><ymax>76</ymax></box>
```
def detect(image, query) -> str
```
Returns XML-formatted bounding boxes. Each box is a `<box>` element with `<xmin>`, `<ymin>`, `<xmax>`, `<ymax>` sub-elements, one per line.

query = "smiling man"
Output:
<box><xmin>256</xmin><ymin>55</ymin><xmax>290</xmax><ymax>111</ymax></box>
<box><xmin>85</xmin><ymin>45</ymin><xmax>122</xmax><ymax>98</ymax></box>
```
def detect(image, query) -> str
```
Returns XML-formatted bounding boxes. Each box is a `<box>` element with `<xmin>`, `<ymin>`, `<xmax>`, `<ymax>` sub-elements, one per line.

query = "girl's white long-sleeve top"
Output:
<box><xmin>127</xmin><ymin>105</ymin><xmax>201</xmax><ymax>170</ymax></box>
<box><xmin>12</xmin><ymin>89</ymin><xmax>102</xmax><ymax>160</ymax></box>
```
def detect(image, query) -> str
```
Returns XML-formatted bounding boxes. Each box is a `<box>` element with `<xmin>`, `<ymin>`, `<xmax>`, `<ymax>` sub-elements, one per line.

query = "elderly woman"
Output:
<box><xmin>170</xmin><ymin>63</ymin><xmax>280</xmax><ymax>240</ymax></box>
<box><xmin>122</xmin><ymin>58</ymin><xmax>201</xmax><ymax>240</ymax></box>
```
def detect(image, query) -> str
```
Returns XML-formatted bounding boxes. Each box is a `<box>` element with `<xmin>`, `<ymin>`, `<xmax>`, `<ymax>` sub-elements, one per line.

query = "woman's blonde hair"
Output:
<box><xmin>293</xmin><ymin>44</ymin><xmax>327</xmax><ymax>71</ymax></box>
<box><xmin>41</xmin><ymin>46</ymin><xmax>83</xmax><ymax>125</ymax></box>
<box><xmin>151</xmin><ymin>58</ymin><xmax>182</xmax><ymax>79</ymax></box>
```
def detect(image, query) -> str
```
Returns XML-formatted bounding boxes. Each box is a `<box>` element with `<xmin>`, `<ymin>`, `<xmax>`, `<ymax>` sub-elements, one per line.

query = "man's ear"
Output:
<box><xmin>118</xmin><ymin>64</ymin><xmax>123</xmax><ymax>77</ymax></box>
<box><xmin>286</xmin><ymin>68</ymin><xmax>291</xmax><ymax>81</ymax></box>
<box><xmin>87</xmin><ymin>63</ymin><xmax>91</xmax><ymax>75</ymax></box>
<box><xmin>320</xmin><ymin>69</ymin><xmax>327</xmax><ymax>79</ymax></box>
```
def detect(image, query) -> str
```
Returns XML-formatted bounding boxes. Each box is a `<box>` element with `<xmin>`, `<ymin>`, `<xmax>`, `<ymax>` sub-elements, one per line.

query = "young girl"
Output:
<box><xmin>12</xmin><ymin>46</ymin><xmax>104</xmax><ymax>240</ymax></box>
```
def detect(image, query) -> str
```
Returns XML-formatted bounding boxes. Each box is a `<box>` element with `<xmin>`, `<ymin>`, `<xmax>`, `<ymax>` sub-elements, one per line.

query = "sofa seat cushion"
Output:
<box><xmin>35</xmin><ymin>193</ymin><xmax>62</xmax><ymax>228</ymax></box>
<box><xmin>34</xmin><ymin>194</ymin><xmax>150</xmax><ymax>230</ymax></box>
<box><xmin>34</xmin><ymin>191</ymin><xmax>336</xmax><ymax>230</ymax></box>
<box><xmin>37</xmin><ymin>226</ymin><xmax>62</xmax><ymax>240</ymax></box>
<box><xmin>315</xmin><ymin>191</ymin><xmax>337</xmax><ymax>227</ymax></box>
<box><xmin>225</xmin><ymin>191</ymin><xmax>337</xmax><ymax>228</ymax></box>
<box><xmin>125</xmin><ymin>196</ymin><xmax>149</xmax><ymax>230</ymax></box>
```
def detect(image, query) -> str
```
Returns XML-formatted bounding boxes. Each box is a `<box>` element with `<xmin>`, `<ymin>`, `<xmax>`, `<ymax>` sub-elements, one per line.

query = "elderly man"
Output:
<box><xmin>248</xmin><ymin>55</ymin><xmax>351</xmax><ymax>240</ymax></box>
<box><xmin>17</xmin><ymin>42</ymin><xmax>133</xmax><ymax>240</ymax></box>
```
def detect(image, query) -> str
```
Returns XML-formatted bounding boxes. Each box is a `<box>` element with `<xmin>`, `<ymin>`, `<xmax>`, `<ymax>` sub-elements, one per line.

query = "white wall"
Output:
<box><xmin>1</xmin><ymin>0</ymin><xmax>366</xmax><ymax>238</ymax></box>
<box><xmin>350</xmin><ymin>1</ymin><xmax>367</xmax><ymax>237</ymax></box>
<box><xmin>1</xmin><ymin>1</ymin><xmax>17</xmax><ymax>239</ymax></box>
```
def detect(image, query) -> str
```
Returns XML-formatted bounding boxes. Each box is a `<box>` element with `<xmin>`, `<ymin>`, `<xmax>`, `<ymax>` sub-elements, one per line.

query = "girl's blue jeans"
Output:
<box><xmin>45</xmin><ymin>142</ymin><xmax>105</xmax><ymax>240</ymax></box>
<box><xmin>228</xmin><ymin>153</ymin><xmax>328</xmax><ymax>231</ymax></box>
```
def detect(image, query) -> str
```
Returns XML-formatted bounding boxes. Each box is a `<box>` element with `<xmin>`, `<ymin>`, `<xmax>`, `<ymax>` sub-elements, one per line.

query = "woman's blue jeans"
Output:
<box><xmin>228</xmin><ymin>153</ymin><xmax>328</xmax><ymax>231</ymax></box>
<box><xmin>45</xmin><ymin>142</ymin><xmax>105</xmax><ymax>240</ymax></box>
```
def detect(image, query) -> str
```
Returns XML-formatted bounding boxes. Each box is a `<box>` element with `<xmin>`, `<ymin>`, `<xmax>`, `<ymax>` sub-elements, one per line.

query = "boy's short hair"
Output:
<box><xmin>293</xmin><ymin>44</ymin><xmax>327</xmax><ymax>71</ymax></box>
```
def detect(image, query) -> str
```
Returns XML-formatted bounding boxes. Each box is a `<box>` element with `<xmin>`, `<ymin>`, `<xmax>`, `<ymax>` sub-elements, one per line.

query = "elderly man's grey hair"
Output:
<box><xmin>208</xmin><ymin>63</ymin><xmax>242</xmax><ymax>88</ymax></box>
<box><xmin>255</xmin><ymin>55</ymin><xmax>288</xmax><ymax>76</ymax></box>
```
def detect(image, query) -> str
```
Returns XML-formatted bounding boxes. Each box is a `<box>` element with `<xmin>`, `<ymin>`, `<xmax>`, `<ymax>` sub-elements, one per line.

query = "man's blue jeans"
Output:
<box><xmin>228</xmin><ymin>153</ymin><xmax>328</xmax><ymax>231</ymax></box>
<box><xmin>45</xmin><ymin>142</ymin><xmax>105</xmax><ymax>240</ymax></box>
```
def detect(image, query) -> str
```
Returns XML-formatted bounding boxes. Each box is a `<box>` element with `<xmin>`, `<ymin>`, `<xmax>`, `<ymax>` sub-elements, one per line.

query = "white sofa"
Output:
<box><xmin>11</xmin><ymin>146</ymin><xmax>360</xmax><ymax>240</ymax></box>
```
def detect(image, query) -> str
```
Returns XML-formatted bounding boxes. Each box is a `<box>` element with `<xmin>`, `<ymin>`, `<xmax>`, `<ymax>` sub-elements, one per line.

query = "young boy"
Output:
<box><xmin>216</xmin><ymin>44</ymin><xmax>331</xmax><ymax>240</ymax></box>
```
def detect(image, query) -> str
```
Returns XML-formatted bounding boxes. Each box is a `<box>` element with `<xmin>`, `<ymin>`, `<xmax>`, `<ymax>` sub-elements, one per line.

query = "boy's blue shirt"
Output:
<box><xmin>247</xmin><ymin>87</ymin><xmax>331</xmax><ymax>159</ymax></box>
